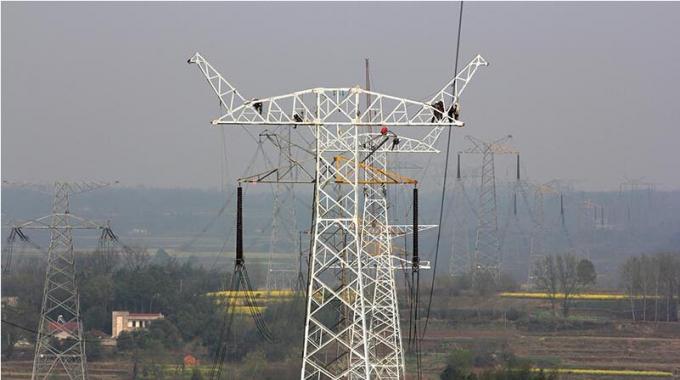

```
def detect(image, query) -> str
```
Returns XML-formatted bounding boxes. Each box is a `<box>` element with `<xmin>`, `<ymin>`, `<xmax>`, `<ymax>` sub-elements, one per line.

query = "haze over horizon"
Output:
<box><xmin>3</xmin><ymin>2</ymin><xmax>679</xmax><ymax>191</ymax></box>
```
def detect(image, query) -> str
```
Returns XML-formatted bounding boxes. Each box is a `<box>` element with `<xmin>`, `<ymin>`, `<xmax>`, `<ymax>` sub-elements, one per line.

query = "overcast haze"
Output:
<box><xmin>2</xmin><ymin>2</ymin><xmax>679</xmax><ymax>191</ymax></box>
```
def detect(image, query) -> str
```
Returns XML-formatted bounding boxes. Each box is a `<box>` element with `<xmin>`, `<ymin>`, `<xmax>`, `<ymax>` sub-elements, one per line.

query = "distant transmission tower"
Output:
<box><xmin>619</xmin><ymin>177</ymin><xmax>655</xmax><ymax>230</ymax></box>
<box><xmin>188</xmin><ymin>52</ymin><xmax>487</xmax><ymax>379</ymax></box>
<box><xmin>463</xmin><ymin>135</ymin><xmax>516</xmax><ymax>282</ymax></box>
<box><xmin>2</xmin><ymin>181</ymin><xmax>114</xmax><ymax>380</ymax></box>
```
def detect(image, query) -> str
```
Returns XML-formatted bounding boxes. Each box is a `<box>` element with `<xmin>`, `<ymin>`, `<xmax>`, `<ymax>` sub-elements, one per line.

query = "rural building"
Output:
<box><xmin>48</xmin><ymin>321</ymin><xmax>78</xmax><ymax>340</ymax></box>
<box><xmin>1</xmin><ymin>296</ymin><xmax>18</xmax><ymax>307</ymax></box>
<box><xmin>111</xmin><ymin>311</ymin><xmax>164</xmax><ymax>338</ymax></box>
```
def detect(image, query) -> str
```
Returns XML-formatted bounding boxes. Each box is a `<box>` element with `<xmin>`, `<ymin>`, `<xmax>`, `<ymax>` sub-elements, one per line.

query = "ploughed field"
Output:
<box><xmin>417</xmin><ymin>320</ymin><xmax>680</xmax><ymax>379</ymax></box>
<box><xmin>1</xmin><ymin>360</ymin><xmax>130</xmax><ymax>379</ymax></box>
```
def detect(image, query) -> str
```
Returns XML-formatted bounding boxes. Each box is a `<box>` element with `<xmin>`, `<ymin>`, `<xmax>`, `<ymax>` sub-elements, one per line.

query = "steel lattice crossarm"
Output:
<box><xmin>188</xmin><ymin>52</ymin><xmax>487</xmax><ymax>155</ymax></box>
<box><xmin>2</xmin><ymin>180</ymin><xmax>118</xmax><ymax>195</ymax></box>
<box><xmin>334</xmin><ymin>156</ymin><xmax>418</xmax><ymax>185</ymax></box>
<box><xmin>190</xmin><ymin>52</ymin><xmax>486</xmax><ymax>128</ymax></box>
<box><xmin>463</xmin><ymin>135</ymin><xmax>517</xmax><ymax>155</ymax></box>
<box><xmin>370</xmin><ymin>224</ymin><xmax>438</xmax><ymax>239</ymax></box>
<box><xmin>11</xmin><ymin>213</ymin><xmax>107</xmax><ymax>231</ymax></box>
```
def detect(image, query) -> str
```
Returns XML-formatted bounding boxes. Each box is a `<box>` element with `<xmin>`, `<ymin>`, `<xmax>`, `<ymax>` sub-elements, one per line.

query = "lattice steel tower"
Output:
<box><xmin>463</xmin><ymin>135</ymin><xmax>516</xmax><ymax>282</ymax></box>
<box><xmin>7</xmin><ymin>181</ymin><xmax>114</xmax><ymax>380</ymax></box>
<box><xmin>188</xmin><ymin>52</ymin><xmax>487</xmax><ymax>379</ymax></box>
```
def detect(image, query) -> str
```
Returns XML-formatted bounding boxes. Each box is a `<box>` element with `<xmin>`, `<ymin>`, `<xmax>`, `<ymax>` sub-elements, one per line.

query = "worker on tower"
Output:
<box><xmin>448</xmin><ymin>102</ymin><xmax>460</xmax><ymax>122</ymax></box>
<box><xmin>430</xmin><ymin>100</ymin><xmax>445</xmax><ymax>122</ymax></box>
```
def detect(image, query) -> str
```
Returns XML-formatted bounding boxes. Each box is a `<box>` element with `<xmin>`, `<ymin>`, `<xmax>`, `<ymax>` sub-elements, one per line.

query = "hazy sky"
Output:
<box><xmin>2</xmin><ymin>2</ymin><xmax>679</xmax><ymax>191</ymax></box>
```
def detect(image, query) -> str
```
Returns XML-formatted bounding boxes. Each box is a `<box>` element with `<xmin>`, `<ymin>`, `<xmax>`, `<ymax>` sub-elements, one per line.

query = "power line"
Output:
<box><xmin>422</xmin><ymin>0</ymin><xmax>465</xmax><ymax>341</ymax></box>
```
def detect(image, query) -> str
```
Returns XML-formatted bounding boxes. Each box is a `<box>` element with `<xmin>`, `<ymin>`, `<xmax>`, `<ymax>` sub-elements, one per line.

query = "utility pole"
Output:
<box><xmin>188</xmin><ymin>52</ymin><xmax>487</xmax><ymax>379</ymax></box>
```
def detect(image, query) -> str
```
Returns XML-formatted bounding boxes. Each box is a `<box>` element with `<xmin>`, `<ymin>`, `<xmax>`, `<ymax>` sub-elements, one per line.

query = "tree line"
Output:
<box><xmin>2</xmin><ymin>248</ymin><xmax>306</xmax><ymax>369</ymax></box>
<box><xmin>620</xmin><ymin>252</ymin><xmax>679</xmax><ymax>322</ymax></box>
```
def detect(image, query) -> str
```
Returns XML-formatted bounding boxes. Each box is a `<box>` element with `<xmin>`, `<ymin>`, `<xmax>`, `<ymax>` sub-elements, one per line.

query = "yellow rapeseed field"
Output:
<box><xmin>532</xmin><ymin>368</ymin><xmax>673</xmax><ymax>377</ymax></box>
<box><xmin>499</xmin><ymin>291</ymin><xmax>661</xmax><ymax>300</ymax></box>
<box><xmin>207</xmin><ymin>289</ymin><xmax>297</xmax><ymax>298</ymax></box>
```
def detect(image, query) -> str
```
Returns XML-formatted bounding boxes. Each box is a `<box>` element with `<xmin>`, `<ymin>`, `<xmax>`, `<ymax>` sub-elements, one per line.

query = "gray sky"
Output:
<box><xmin>2</xmin><ymin>2</ymin><xmax>679</xmax><ymax>191</ymax></box>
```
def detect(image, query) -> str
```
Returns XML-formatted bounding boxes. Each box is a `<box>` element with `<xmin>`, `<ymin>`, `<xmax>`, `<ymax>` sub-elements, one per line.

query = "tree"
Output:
<box><xmin>621</xmin><ymin>252</ymin><xmax>679</xmax><ymax>322</ymax></box>
<box><xmin>621</xmin><ymin>256</ymin><xmax>643</xmax><ymax>320</ymax></box>
<box><xmin>533</xmin><ymin>254</ymin><xmax>596</xmax><ymax>317</ymax></box>
<box><xmin>84</xmin><ymin>332</ymin><xmax>103</xmax><ymax>361</ymax></box>
<box><xmin>576</xmin><ymin>259</ymin><xmax>596</xmax><ymax>285</ymax></box>
<box><xmin>532</xmin><ymin>256</ymin><xmax>559</xmax><ymax>316</ymax></box>
<box><xmin>440</xmin><ymin>349</ymin><xmax>475</xmax><ymax>380</ymax></box>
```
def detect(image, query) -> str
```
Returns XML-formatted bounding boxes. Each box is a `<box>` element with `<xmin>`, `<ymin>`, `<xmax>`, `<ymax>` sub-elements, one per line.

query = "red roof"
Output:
<box><xmin>48</xmin><ymin>321</ymin><xmax>78</xmax><ymax>333</ymax></box>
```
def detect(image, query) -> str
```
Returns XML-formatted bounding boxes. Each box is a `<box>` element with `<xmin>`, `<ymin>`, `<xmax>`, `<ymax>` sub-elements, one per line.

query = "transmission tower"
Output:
<box><xmin>3</xmin><ymin>181</ymin><xmax>114</xmax><ymax>380</ymax></box>
<box><xmin>462</xmin><ymin>135</ymin><xmax>516</xmax><ymax>282</ymax></box>
<box><xmin>619</xmin><ymin>177</ymin><xmax>655</xmax><ymax>230</ymax></box>
<box><xmin>188</xmin><ymin>52</ymin><xmax>487</xmax><ymax>379</ymax></box>
<box><xmin>525</xmin><ymin>179</ymin><xmax>578</xmax><ymax>286</ymax></box>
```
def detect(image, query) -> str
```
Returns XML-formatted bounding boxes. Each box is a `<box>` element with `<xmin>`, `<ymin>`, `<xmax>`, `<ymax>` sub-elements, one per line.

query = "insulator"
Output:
<box><xmin>236</xmin><ymin>186</ymin><xmax>244</xmax><ymax>266</ymax></box>
<box><xmin>456</xmin><ymin>153</ymin><xmax>461</xmax><ymax>180</ymax></box>
<box><xmin>560</xmin><ymin>193</ymin><xmax>566</xmax><ymax>226</ymax></box>
<box><xmin>412</xmin><ymin>188</ymin><xmax>419</xmax><ymax>268</ymax></box>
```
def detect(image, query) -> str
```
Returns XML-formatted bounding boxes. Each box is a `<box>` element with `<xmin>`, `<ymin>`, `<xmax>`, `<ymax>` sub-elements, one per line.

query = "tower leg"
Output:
<box><xmin>301</xmin><ymin>123</ymin><xmax>371</xmax><ymax>380</ymax></box>
<box><xmin>361</xmin><ymin>150</ymin><xmax>404</xmax><ymax>380</ymax></box>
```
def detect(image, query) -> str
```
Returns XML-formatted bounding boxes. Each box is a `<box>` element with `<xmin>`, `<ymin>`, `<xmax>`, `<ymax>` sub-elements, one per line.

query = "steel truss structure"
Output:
<box><xmin>463</xmin><ymin>136</ymin><xmax>516</xmax><ymax>282</ymax></box>
<box><xmin>189</xmin><ymin>52</ymin><xmax>487</xmax><ymax>379</ymax></box>
<box><xmin>618</xmin><ymin>177</ymin><xmax>655</xmax><ymax>229</ymax></box>
<box><xmin>6</xmin><ymin>181</ymin><xmax>114</xmax><ymax>380</ymax></box>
